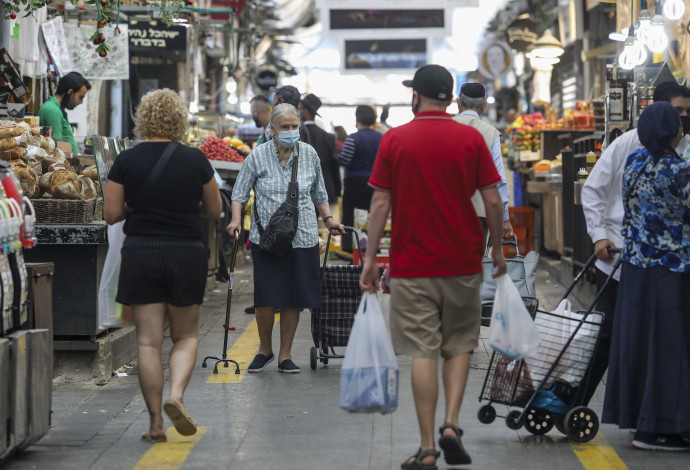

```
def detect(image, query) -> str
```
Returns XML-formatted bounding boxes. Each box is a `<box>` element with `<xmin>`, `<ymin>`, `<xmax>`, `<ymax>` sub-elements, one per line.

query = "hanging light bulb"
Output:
<box><xmin>663</xmin><ymin>0</ymin><xmax>685</xmax><ymax>21</ymax></box>
<box><xmin>632</xmin><ymin>38</ymin><xmax>648</xmax><ymax>66</ymax></box>
<box><xmin>648</xmin><ymin>5</ymin><xmax>669</xmax><ymax>53</ymax></box>
<box><xmin>619</xmin><ymin>29</ymin><xmax>637</xmax><ymax>70</ymax></box>
<box><xmin>225</xmin><ymin>77</ymin><xmax>237</xmax><ymax>94</ymax></box>
<box><xmin>638</xmin><ymin>1</ymin><xmax>652</xmax><ymax>46</ymax></box>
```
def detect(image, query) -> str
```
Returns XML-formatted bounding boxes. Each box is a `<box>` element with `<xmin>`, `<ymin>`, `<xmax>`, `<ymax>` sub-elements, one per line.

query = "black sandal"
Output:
<box><xmin>438</xmin><ymin>422</ymin><xmax>472</xmax><ymax>465</ymax></box>
<box><xmin>400</xmin><ymin>447</ymin><xmax>440</xmax><ymax>470</ymax></box>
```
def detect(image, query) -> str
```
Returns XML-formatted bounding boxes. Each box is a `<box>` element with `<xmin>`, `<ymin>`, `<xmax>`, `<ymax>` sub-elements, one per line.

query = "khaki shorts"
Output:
<box><xmin>389</xmin><ymin>274</ymin><xmax>482</xmax><ymax>359</ymax></box>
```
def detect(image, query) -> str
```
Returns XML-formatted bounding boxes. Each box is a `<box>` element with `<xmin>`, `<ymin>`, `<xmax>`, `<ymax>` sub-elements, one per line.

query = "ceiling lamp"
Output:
<box><xmin>619</xmin><ymin>28</ymin><xmax>638</xmax><ymax>70</ymax></box>
<box><xmin>529</xmin><ymin>29</ymin><xmax>564</xmax><ymax>59</ymax></box>
<box><xmin>648</xmin><ymin>3</ymin><xmax>669</xmax><ymax>53</ymax></box>
<box><xmin>638</xmin><ymin>1</ymin><xmax>652</xmax><ymax>45</ymax></box>
<box><xmin>663</xmin><ymin>0</ymin><xmax>685</xmax><ymax>21</ymax></box>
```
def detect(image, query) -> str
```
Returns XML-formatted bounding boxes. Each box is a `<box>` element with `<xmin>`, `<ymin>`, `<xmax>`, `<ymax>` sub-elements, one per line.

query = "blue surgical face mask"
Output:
<box><xmin>277</xmin><ymin>129</ymin><xmax>300</xmax><ymax>148</ymax></box>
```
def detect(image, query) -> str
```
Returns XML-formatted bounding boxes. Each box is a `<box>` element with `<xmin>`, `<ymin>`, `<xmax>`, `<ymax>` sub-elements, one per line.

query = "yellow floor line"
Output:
<box><xmin>134</xmin><ymin>427</ymin><xmax>207</xmax><ymax>470</ymax></box>
<box><xmin>570</xmin><ymin>433</ymin><xmax>628</xmax><ymax>469</ymax></box>
<box><xmin>205</xmin><ymin>313</ymin><xmax>280</xmax><ymax>384</ymax></box>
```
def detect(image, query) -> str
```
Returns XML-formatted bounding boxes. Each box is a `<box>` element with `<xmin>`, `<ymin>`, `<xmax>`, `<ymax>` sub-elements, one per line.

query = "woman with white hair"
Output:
<box><xmin>227</xmin><ymin>103</ymin><xmax>345</xmax><ymax>373</ymax></box>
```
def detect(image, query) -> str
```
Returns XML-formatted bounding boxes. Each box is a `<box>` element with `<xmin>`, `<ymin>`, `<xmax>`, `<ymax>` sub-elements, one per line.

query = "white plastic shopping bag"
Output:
<box><xmin>488</xmin><ymin>274</ymin><xmax>541</xmax><ymax>360</ymax></box>
<box><xmin>525</xmin><ymin>299</ymin><xmax>602</xmax><ymax>388</ymax></box>
<box><xmin>340</xmin><ymin>292</ymin><xmax>399</xmax><ymax>414</ymax></box>
<box><xmin>98</xmin><ymin>221</ymin><xmax>126</xmax><ymax>329</ymax></box>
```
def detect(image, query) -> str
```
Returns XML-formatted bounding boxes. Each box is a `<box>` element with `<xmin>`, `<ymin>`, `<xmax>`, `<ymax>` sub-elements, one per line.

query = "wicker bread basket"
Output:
<box><xmin>31</xmin><ymin>197</ymin><xmax>103</xmax><ymax>224</ymax></box>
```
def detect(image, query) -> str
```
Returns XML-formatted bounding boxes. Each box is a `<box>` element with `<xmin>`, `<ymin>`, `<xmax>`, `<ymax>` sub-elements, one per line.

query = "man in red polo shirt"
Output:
<box><xmin>360</xmin><ymin>65</ymin><xmax>507</xmax><ymax>469</ymax></box>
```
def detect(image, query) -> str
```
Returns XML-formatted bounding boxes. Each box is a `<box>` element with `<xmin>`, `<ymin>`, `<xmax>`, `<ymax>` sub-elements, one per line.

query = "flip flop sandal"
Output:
<box><xmin>141</xmin><ymin>431</ymin><xmax>167</xmax><ymax>442</ymax></box>
<box><xmin>400</xmin><ymin>447</ymin><xmax>440</xmax><ymax>470</ymax></box>
<box><xmin>163</xmin><ymin>401</ymin><xmax>198</xmax><ymax>436</ymax></box>
<box><xmin>438</xmin><ymin>422</ymin><xmax>471</xmax><ymax>465</ymax></box>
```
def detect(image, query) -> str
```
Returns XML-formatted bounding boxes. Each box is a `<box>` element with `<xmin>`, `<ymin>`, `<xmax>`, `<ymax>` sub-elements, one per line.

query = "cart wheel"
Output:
<box><xmin>524</xmin><ymin>408</ymin><xmax>554</xmax><ymax>435</ymax></box>
<box><xmin>310</xmin><ymin>347</ymin><xmax>318</xmax><ymax>370</ymax></box>
<box><xmin>564</xmin><ymin>406</ymin><xmax>599</xmax><ymax>443</ymax></box>
<box><xmin>477</xmin><ymin>405</ymin><xmax>496</xmax><ymax>424</ymax></box>
<box><xmin>506</xmin><ymin>410</ymin><xmax>524</xmax><ymax>430</ymax></box>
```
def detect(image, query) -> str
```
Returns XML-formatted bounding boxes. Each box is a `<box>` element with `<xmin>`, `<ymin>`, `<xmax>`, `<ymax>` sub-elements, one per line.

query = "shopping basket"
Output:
<box><xmin>477</xmin><ymin>249</ymin><xmax>622</xmax><ymax>443</ymax></box>
<box><xmin>309</xmin><ymin>226</ymin><xmax>363</xmax><ymax>370</ymax></box>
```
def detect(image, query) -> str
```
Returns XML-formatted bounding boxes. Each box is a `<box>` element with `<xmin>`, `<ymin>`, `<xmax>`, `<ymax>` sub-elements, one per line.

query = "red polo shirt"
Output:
<box><xmin>368</xmin><ymin>110</ymin><xmax>500</xmax><ymax>278</ymax></box>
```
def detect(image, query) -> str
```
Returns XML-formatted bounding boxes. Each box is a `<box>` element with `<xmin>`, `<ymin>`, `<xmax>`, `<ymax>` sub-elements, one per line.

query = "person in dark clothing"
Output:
<box><xmin>339</xmin><ymin>105</ymin><xmax>383</xmax><ymax>253</ymax></box>
<box><xmin>272</xmin><ymin>85</ymin><xmax>310</xmax><ymax>145</ymax></box>
<box><xmin>299</xmin><ymin>93</ymin><xmax>341</xmax><ymax>207</ymax></box>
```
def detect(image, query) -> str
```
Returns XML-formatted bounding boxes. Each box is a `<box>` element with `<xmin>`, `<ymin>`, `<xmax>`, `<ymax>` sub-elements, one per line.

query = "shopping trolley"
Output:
<box><xmin>477</xmin><ymin>249</ymin><xmax>622</xmax><ymax>442</ymax></box>
<box><xmin>309</xmin><ymin>226</ymin><xmax>367</xmax><ymax>370</ymax></box>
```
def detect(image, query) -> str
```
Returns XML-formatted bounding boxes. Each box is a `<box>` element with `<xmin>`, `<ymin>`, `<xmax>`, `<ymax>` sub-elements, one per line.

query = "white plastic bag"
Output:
<box><xmin>98</xmin><ymin>221</ymin><xmax>126</xmax><ymax>329</ymax></box>
<box><xmin>488</xmin><ymin>274</ymin><xmax>541</xmax><ymax>360</ymax></box>
<box><xmin>525</xmin><ymin>299</ymin><xmax>602</xmax><ymax>388</ymax></box>
<box><xmin>340</xmin><ymin>292</ymin><xmax>399</xmax><ymax>414</ymax></box>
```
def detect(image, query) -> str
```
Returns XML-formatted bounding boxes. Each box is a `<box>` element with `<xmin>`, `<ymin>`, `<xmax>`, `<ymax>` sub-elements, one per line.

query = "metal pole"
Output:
<box><xmin>0</xmin><ymin>6</ymin><xmax>11</xmax><ymax>51</ymax></box>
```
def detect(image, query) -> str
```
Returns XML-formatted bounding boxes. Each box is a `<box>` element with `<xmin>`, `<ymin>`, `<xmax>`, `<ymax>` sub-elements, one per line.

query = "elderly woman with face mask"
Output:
<box><xmin>602</xmin><ymin>101</ymin><xmax>690</xmax><ymax>451</ymax></box>
<box><xmin>227</xmin><ymin>103</ymin><xmax>345</xmax><ymax>374</ymax></box>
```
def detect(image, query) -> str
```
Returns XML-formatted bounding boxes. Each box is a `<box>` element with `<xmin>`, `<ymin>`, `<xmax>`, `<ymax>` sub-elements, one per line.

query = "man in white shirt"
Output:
<box><xmin>579</xmin><ymin>81</ymin><xmax>690</xmax><ymax>405</ymax></box>
<box><xmin>454</xmin><ymin>83</ymin><xmax>512</xmax><ymax>240</ymax></box>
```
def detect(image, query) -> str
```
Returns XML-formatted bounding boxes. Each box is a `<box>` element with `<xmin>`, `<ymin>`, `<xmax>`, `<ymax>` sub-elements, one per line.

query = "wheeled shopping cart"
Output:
<box><xmin>309</xmin><ymin>227</ymin><xmax>364</xmax><ymax>370</ymax></box>
<box><xmin>477</xmin><ymin>250</ymin><xmax>622</xmax><ymax>442</ymax></box>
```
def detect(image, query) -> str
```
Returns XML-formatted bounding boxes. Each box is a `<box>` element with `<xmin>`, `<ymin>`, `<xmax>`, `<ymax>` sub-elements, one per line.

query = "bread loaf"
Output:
<box><xmin>24</xmin><ymin>159</ymin><xmax>42</xmax><ymax>176</ymax></box>
<box><xmin>41</xmin><ymin>137</ymin><xmax>56</xmax><ymax>152</ymax></box>
<box><xmin>80</xmin><ymin>165</ymin><xmax>99</xmax><ymax>181</ymax></box>
<box><xmin>0</xmin><ymin>127</ymin><xmax>23</xmax><ymax>140</ymax></box>
<box><xmin>39</xmin><ymin>172</ymin><xmax>52</xmax><ymax>195</ymax></box>
<box><xmin>0</xmin><ymin>147</ymin><xmax>28</xmax><ymax>161</ymax></box>
<box><xmin>50</xmin><ymin>169</ymin><xmax>82</xmax><ymax>199</ymax></box>
<box><xmin>40</xmin><ymin>150</ymin><xmax>67</xmax><ymax>172</ymax></box>
<box><xmin>0</xmin><ymin>138</ymin><xmax>17</xmax><ymax>151</ymax></box>
<box><xmin>11</xmin><ymin>161</ymin><xmax>40</xmax><ymax>198</ymax></box>
<box><xmin>78</xmin><ymin>176</ymin><xmax>97</xmax><ymax>199</ymax></box>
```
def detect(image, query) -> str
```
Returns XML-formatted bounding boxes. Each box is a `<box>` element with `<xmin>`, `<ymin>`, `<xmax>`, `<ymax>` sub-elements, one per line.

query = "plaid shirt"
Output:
<box><xmin>232</xmin><ymin>140</ymin><xmax>328</xmax><ymax>248</ymax></box>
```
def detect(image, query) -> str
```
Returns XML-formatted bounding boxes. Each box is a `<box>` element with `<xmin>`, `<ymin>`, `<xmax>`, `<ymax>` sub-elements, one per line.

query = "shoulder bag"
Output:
<box><xmin>254</xmin><ymin>146</ymin><xmax>299</xmax><ymax>257</ymax></box>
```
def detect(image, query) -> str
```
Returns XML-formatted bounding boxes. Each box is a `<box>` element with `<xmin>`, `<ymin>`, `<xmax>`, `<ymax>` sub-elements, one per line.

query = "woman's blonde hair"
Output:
<box><xmin>134</xmin><ymin>88</ymin><xmax>188</xmax><ymax>141</ymax></box>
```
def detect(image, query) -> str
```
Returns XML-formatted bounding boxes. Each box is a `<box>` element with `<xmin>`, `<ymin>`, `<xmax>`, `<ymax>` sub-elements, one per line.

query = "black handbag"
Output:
<box><xmin>254</xmin><ymin>148</ymin><xmax>299</xmax><ymax>257</ymax></box>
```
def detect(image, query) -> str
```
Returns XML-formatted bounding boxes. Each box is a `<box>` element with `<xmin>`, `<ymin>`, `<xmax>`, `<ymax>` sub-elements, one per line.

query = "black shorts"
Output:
<box><xmin>116</xmin><ymin>237</ymin><xmax>207</xmax><ymax>306</ymax></box>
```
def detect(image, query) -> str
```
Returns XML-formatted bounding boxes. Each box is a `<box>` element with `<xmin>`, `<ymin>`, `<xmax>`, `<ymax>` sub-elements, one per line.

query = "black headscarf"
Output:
<box><xmin>637</xmin><ymin>101</ymin><xmax>681</xmax><ymax>157</ymax></box>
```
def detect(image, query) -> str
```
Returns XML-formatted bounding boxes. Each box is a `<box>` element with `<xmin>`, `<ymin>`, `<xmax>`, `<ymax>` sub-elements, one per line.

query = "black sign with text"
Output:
<box><xmin>128</xmin><ymin>21</ymin><xmax>187</xmax><ymax>52</ymax></box>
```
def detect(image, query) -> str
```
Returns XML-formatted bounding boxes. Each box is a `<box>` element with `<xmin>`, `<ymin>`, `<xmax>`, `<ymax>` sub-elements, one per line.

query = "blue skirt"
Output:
<box><xmin>602</xmin><ymin>262</ymin><xmax>690</xmax><ymax>434</ymax></box>
<box><xmin>252</xmin><ymin>244</ymin><xmax>321</xmax><ymax>309</ymax></box>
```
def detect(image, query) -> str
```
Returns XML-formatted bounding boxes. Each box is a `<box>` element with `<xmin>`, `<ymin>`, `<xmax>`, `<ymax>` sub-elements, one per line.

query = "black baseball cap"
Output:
<box><xmin>402</xmin><ymin>64</ymin><xmax>454</xmax><ymax>101</ymax></box>
<box><xmin>272</xmin><ymin>85</ymin><xmax>301</xmax><ymax>107</ymax></box>
<box><xmin>300</xmin><ymin>93</ymin><xmax>322</xmax><ymax>117</ymax></box>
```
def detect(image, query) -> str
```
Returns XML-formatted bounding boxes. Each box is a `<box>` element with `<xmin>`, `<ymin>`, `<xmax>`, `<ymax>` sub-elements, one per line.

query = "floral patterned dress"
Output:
<box><xmin>602</xmin><ymin>147</ymin><xmax>690</xmax><ymax>434</ymax></box>
<box><xmin>620</xmin><ymin>148</ymin><xmax>690</xmax><ymax>274</ymax></box>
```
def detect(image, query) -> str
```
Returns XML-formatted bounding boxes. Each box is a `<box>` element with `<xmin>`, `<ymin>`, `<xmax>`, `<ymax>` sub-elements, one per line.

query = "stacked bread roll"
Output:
<box><xmin>0</xmin><ymin>120</ymin><xmax>101</xmax><ymax>200</ymax></box>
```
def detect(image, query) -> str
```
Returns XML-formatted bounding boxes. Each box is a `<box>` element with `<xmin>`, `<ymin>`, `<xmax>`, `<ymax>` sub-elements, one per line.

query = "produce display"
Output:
<box><xmin>0</xmin><ymin>120</ymin><xmax>100</xmax><ymax>200</ymax></box>
<box><xmin>509</xmin><ymin>113</ymin><xmax>549</xmax><ymax>152</ymax></box>
<box><xmin>199</xmin><ymin>136</ymin><xmax>248</xmax><ymax>163</ymax></box>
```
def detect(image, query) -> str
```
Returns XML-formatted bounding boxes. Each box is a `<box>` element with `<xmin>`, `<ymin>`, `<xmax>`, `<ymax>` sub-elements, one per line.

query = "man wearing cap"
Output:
<box><xmin>360</xmin><ymin>64</ymin><xmax>507</xmax><ymax>469</ymax></box>
<box><xmin>579</xmin><ymin>81</ymin><xmax>690</xmax><ymax>406</ymax></box>
<box><xmin>454</xmin><ymin>82</ymin><xmax>513</xmax><ymax>240</ymax></box>
<box><xmin>266</xmin><ymin>85</ymin><xmax>310</xmax><ymax>145</ymax></box>
<box><xmin>299</xmin><ymin>93</ymin><xmax>341</xmax><ymax>208</ymax></box>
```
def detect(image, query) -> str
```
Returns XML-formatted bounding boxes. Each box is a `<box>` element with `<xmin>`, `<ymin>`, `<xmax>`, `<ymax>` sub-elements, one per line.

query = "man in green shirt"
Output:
<box><xmin>38</xmin><ymin>72</ymin><xmax>91</xmax><ymax>153</ymax></box>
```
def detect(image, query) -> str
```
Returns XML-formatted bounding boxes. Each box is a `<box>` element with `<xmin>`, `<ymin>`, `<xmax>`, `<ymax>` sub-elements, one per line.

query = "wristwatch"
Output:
<box><xmin>322</xmin><ymin>215</ymin><xmax>333</xmax><ymax>223</ymax></box>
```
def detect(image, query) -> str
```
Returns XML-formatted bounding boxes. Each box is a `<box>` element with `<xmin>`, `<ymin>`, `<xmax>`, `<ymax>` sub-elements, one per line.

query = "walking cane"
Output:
<box><xmin>202</xmin><ymin>229</ymin><xmax>241</xmax><ymax>374</ymax></box>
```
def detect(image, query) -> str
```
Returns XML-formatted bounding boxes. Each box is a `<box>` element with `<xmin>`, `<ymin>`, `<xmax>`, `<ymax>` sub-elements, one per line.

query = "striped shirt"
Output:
<box><xmin>338</xmin><ymin>128</ymin><xmax>382</xmax><ymax>179</ymax></box>
<box><xmin>232</xmin><ymin>140</ymin><xmax>328</xmax><ymax>248</ymax></box>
